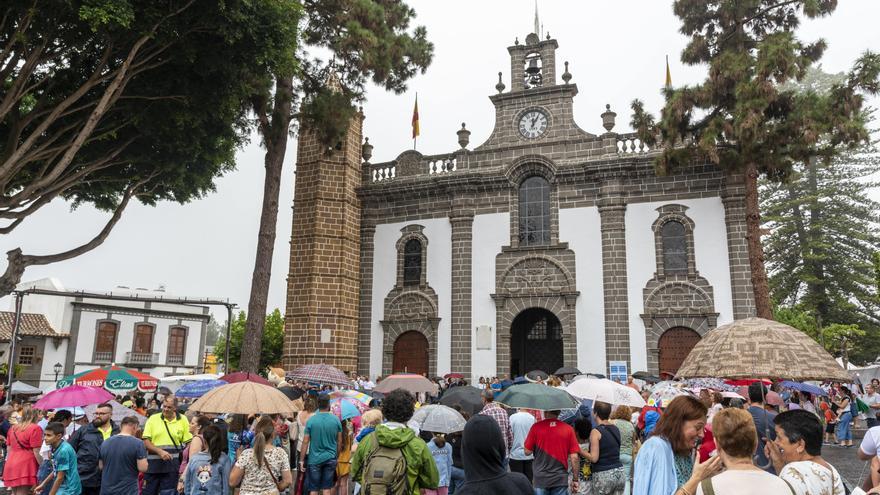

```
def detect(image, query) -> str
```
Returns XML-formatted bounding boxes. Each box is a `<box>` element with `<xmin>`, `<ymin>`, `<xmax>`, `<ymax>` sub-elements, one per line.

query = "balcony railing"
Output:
<box><xmin>94</xmin><ymin>351</ymin><xmax>113</xmax><ymax>363</ymax></box>
<box><xmin>167</xmin><ymin>355</ymin><xmax>184</xmax><ymax>365</ymax></box>
<box><xmin>125</xmin><ymin>352</ymin><xmax>159</xmax><ymax>365</ymax></box>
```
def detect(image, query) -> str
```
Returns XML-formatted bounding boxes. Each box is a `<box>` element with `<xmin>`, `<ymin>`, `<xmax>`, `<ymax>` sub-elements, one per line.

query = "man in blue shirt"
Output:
<box><xmin>35</xmin><ymin>422</ymin><xmax>81</xmax><ymax>495</ymax></box>
<box><xmin>299</xmin><ymin>395</ymin><xmax>342</xmax><ymax>495</ymax></box>
<box><xmin>99</xmin><ymin>416</ymin><xmax>148</xmax><ymax>495</ymax></box>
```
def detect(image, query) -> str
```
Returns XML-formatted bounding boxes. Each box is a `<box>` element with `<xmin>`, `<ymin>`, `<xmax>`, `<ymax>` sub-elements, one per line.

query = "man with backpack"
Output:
<box><xmin>352</xmin><ymin>389</ymin><xmax>439</xmax><ymax>494</ymax></box>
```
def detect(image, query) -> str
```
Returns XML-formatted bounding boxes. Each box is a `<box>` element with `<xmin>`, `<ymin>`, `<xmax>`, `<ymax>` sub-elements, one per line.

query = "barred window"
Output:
<box><xmin>403</xmin><ymin>239</ymin><xmax>422</xmax><ymax>285</ymax></box>
<box><xmin>662</xmin><ymin>220</ymin><xmax>688</xmax><ymax>274</ymax></box>
<box><xmin>18</xmin><ymin>345</ymin><xmax>35</xmax><ymax>366</ymax></box>
<box><xmin>518</xmin><ymin>176</ymin><xmax>551</xmax><ymax>246</ymax></box>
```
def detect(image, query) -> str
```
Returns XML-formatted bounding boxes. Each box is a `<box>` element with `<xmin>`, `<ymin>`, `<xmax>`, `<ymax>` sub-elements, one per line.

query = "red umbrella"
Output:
<box><xmin>725</xmin><ymin>378</ymin><xmax>772</xmax><ymax>387</ymax></box>
<box><xmin>444</xmin><ymin>373</ymin><xmax>464</xmax><ymax>380</ymax></box>
<box><xmin>220</xmin><ymin>372</ymin><xmax>271</xmax><ymax>386</ymax></box>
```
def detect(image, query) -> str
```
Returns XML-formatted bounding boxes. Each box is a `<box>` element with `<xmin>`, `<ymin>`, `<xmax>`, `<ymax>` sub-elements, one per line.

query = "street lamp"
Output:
<box><xmin>53</xmin><ymin>362</ymin><xmax>62</xmax><ymax>381</ymax></box>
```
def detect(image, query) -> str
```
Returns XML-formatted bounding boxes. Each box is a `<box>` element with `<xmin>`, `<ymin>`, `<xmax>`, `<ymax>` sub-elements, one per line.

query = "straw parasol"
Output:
<box><xmin>189</xmin><ymin>381</ymin><xmax>299</xmax><ymax>415</ymax></box>
<box><xmin>675</xmin><ymin>317</ymin><xmax>850</xmax><ymax>382</ymax></box>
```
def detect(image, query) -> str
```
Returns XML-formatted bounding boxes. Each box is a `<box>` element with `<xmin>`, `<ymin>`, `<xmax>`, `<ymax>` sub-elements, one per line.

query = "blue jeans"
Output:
<box><xmin>37</xmin><ymin>459</ymin><xmax>52</xmax><ymax>495</ymax></box>
<box><xmin>534</xmin><ymin>486</ymin><xmax>568</xmax><ymax>495</ymax></box>
<box><xmin>307</xmin><ymin>459</ymin><xmax>337</xmax><ymax>491</ymax></box>
<box><xmin>837</xmin><ymin>411</ymin><xmax>853</xmax><ymax>441</ymax></box>
<box><xmin>449</xmin><ymin>466</ymin><xmax>465</xmax><ymax>494</ymax></box>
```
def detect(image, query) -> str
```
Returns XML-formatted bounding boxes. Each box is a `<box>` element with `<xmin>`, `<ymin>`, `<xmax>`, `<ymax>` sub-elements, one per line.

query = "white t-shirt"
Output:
<box><xmin>779</xmin><ymin>460</ymin><xmax>845</xmax><ymax>495</ymax></box>
<box><xmin>862</xmin><ymin>393</ymin><xmax>880</xmax><ymax>418</ymax></box>
<box><xmin>508</xmin><ymin>411</ymin><xmax>536</xmax><ymax>461</ymax></box>
<box><xmin>695</xmin><ymin>469</ymin><xmax>792</xmax><ymax>495</ymax></box>
<box><xmin>860</xmin><ymin>425</ymin><xmax>880</xmax><ymax>457</ymax></box>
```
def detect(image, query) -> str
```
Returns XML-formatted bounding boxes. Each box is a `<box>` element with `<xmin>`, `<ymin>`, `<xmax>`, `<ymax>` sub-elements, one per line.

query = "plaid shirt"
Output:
<box><xmin>479</xmin><ymin>402</ymin><xmax>513</xmax><ymax>453</ymax></box>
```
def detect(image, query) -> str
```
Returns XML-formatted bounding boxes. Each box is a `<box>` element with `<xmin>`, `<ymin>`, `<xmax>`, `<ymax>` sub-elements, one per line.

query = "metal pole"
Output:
<box><xmin>6</xmin><ymin>292</ymin><xmax>23</xmax><ymax>402</ymax></box>
<box><xmin>224</xmin><ymin>304</ymin><xmax>233</xmax><ymax>373</ymax></box>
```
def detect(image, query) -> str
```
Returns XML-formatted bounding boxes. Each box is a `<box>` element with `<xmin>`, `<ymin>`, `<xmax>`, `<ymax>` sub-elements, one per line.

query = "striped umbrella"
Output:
<box><xmin>57</xmin><ymin>366</ymin><xmax>159</xmax><ymax>394</ymax></box>
<box><xmin>286</xmin><ymin>364</ymin><xmax>351</xmax><ymax>387</ymax></box>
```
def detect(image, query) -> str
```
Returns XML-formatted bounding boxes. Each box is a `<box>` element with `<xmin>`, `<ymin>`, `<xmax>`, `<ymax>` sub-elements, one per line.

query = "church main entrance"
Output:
<box><xmin>658</xmin><ymin>327</ymin><xmax>701</xmax><ymax>376</ymax></box>
<box><xmin>510</xmin><ymin>308</ymin><xmax>563</xmax><ymax>377</ymax></box>
<box><xmin>392</xmin><ymin>331</ymin><xmax>429</xmax><ymax>375</ymax></box>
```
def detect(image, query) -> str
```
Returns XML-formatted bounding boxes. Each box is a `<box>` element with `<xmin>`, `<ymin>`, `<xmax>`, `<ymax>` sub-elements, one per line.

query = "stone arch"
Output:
<box><xmin>498</xmin><ymin>255</ymin><xmax>576</xmax><ymax>296</ymax></box>
<box><xmin>382</xmin><ymin>289</ymin><xmax>439</xmax><ymax>378</ymax></box>
<box><xmin>644</xmin><ymin>281</ymin><xmax>714</xmax><ymax>314</ymax></box>
<box><xmin>505</xmin><ymin>155</ymin><xmax>558</xmax><ymax>186</ymax></box>
<box><xmin>395</xmin><ymin>225</ymin><xmax>429</xmax><ymax>288</ymax></box>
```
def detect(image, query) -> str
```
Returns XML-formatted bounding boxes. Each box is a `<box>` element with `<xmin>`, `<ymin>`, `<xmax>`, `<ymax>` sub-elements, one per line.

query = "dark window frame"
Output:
<box><xmin>661</xmin><ymin>220</ymin><xmax>688</xmax><ymax>274</ymax></box>
<box><xmin>18</xmin><ymin>345</ymin><xmax>36</xmax><ymax>366</ymax></box>
<box><xmin>518</xmin><ymin>175</ymin><xmax>551</xmax><ymax>247</ymax></box>
<box><xmin>403</xmin><ymin>239</ymin><xmax>422</xmax><ymax>286</ymax></box>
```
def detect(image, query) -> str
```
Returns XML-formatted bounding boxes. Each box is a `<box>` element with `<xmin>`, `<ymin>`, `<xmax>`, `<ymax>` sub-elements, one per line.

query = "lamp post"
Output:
<box><xmin>53</xmin><ymin>362</ymin><xmax>62</xmax><ymax>382</ymax></box>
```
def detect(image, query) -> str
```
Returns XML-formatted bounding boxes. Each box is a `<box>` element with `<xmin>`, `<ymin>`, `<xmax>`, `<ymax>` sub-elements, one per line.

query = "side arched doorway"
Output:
<box><xmin>392</xmin><ymin>331</ymin><xmax>429</xmax><ymax>375</ymax></box>
<box><xmin>510</xmin><ymin>308</ymin><xmax>563</xmax><ymax>377</ymax></box>
<box><xmin>658</xmin><ymin>327</ymin><xmax>701</xmax><ymax>376</ymax></box>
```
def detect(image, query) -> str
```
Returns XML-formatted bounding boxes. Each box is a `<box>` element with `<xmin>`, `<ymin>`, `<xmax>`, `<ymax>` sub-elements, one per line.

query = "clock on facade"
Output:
<box><xmin>518</xmin><ymin>109</ymin><xmax>548</xmax><ymax>139</ymax></box>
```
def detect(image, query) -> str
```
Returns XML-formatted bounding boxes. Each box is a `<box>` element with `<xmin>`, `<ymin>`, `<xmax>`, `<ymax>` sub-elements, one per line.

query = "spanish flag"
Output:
<box><xmin>412</xmin><ymin>94</ymin><xmax>420</xmax><ymax>140</ymax></box>
<box><xmin>665</xmin><ymin>55</ymin><xmax>672</xmax><ymax>88</ymax></box>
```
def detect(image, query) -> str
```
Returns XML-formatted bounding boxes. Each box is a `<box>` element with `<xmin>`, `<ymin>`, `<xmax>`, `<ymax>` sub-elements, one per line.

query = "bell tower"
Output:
<box><xmin>283</xmin><ymin>75</ymin><xmax>362</xmax><ymax>373</ymax></box>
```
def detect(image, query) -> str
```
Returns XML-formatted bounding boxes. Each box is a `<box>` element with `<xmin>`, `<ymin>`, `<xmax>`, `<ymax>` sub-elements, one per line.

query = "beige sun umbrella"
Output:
<box><xmin>374</xmin><ymin>374</ymin><xmax>439</xmax><ymax>396</ymax></box>
<box><xmin>676</xmin><ymin>317</ymin><xmax>850</xmax><ymax>382</ymax></box>
<box><xmin>189</xmin><ymin>381</ymin><xmax>299</xmax><ymax>415</ymax></box>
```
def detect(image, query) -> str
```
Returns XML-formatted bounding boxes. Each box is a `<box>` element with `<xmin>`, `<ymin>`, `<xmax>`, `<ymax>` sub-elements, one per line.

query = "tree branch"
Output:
<box><xmin>0</xmin><ymin>179</ymin><xmax>145</xmax><ymax>297</ymax></box>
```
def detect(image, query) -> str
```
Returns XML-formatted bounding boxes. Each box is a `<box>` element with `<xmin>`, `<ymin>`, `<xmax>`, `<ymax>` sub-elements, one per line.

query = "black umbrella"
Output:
<box><xmin>632</xmin><ymin>371</ymin><xmax>661</xmax><ymax>384</ymax></box>
<box><xmin>278</xmin><ymin>386</ymin><xmax>305</xmax><ymax>400</ymax></box>
<box><xmin>526</xmin><ymin>370</ymin><xmax>549</xmax><ymax>382</ymax></box>
<box><xmin>554</xmin><ymin>366</ymin><xmax>581</xmax><ymax>376</ymax></box>
<box><xmin>439</xmin><ymin>385</ymin><xmax>483</xmax><ymax>416</ymax></box>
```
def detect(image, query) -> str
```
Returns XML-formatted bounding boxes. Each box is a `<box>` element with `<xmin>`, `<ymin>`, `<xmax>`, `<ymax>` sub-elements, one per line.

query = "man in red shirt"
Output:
<box><xmin>524</xmin><ymin>410</ymin><xmax>581</xmax><ymax>495</ymax></box>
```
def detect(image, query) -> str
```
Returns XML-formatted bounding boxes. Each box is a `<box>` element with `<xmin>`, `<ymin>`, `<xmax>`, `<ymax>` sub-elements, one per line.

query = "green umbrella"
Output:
<box><xmin>494</xmin><ymin>383</ymin><xmax>579</xmax><ymax>411</ymax></box>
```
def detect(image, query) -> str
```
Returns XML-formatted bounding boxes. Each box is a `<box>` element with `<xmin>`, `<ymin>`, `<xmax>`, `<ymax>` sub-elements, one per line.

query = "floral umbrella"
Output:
<box><xmin>680</xmin><ymin>378</ymin><xmax>736</xmax><ymax>392</ymax></box>
<box><xmin>649</xmin><ymin>383</ymin><xmax>694</xmax><ymax>408</ymax></box>
<box><xmin>329</xmin><ymin>390</ymin><xmax>372</xmax><ymax>404</ymax></box>
<box><xmin>330</xmin><ymin>398</ymin><xmax>366</xmax><ymax>420</ymax></box>
<box><xmin>57</xmin><ymin>366</ymin><xmax>159</xmax><ymax>394</ymax></box>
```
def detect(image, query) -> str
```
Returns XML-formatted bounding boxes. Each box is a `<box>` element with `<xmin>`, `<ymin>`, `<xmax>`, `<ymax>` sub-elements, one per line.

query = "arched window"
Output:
<box><xmin>518</xmin><ymin>176</ymin><xmax>550</xmax><ymax>246</ymax></box>
<box><xmin>661</xmin><ymin>220</ymin><xmax>688</xmax><ymax>274</ymax></box>
<box><xmin>403</xmin><ymin>239</ymin><xmax>422</xmax><ymax>285</ymax></box>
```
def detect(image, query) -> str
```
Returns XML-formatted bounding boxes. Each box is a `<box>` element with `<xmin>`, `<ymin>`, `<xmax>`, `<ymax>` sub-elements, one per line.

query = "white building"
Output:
<box><xmin>10</xmin><ymin>278</ymin><xmax>212</xmax><ymax>384</ymax></box>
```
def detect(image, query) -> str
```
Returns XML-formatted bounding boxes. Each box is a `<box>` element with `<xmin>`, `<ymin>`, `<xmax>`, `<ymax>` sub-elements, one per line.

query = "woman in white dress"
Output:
<box><xmin>765</xmin><ymin>409</ymin><xmax>845</xmax><ymax>495</ymax></box>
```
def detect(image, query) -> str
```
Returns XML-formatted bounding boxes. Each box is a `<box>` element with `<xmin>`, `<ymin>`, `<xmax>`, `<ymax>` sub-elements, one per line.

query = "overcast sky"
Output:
<box><xmin>4</xmin><ymin>0</ymin><xmax>880</xmax><ymax>322</ymax></box>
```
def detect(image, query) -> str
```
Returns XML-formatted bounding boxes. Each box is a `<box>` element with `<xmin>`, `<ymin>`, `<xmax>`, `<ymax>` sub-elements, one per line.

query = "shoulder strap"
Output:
<box><xmin>782</xmin><ymin>479</ymin><xmax>797</xmax><ymax>495</ymax></box>
<box><xmin>700</xmin><ymin>478</ymin><xmax>716</xmax><ymax>495</ymax></box>
<box><xmin>161</xmin><ymin>417</ymin><xmax>180</xmax><ymax>450</ymax></box>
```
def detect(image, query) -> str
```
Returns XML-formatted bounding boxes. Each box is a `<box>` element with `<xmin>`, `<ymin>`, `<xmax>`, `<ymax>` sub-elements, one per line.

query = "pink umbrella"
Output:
<box><xmin>220</xmin><ymin>372</ymin><xmax>271</xmax><ymax>386</ymax></box>
<box><xmin>35</xmin><ymin>385</ymin><xmax>114</xmax><ymax>410</ymax></box>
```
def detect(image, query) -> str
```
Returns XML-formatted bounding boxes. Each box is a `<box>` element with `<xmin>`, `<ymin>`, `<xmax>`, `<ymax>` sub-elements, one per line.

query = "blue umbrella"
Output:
<box><xmin>175</xmin><ymin>380</ymin><xmax>227</xmax><ymax>398</ymax></box>
<box><xmin>779</xmin><ymin>381</ymin><xmax>827</xmax><ymax>397</ymax></box>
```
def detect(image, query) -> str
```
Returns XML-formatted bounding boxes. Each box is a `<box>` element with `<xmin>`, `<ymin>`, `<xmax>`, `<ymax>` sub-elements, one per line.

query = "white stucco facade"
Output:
<box><xmin>470</xmin><ymin>212</ymin><xmax>510</xmax><ymax>379</ymax></box>
<box><xmin>559</xmin><ymin>206</ymin><xmax>607</xmax><ymax>375</ymax></box>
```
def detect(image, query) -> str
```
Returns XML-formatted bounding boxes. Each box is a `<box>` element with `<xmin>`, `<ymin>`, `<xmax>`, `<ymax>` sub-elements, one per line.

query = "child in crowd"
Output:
<box><xmin>425</xmin><ymin>432</ymin><xmax>452</xmax><ymax>495</ymax></box>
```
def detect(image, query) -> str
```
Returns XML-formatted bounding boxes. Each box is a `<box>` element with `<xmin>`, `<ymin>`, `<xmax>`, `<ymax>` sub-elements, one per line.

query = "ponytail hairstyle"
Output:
<box><xmin>201</xmin><ymin>425</ymin><xmax>223</xmax><ymax>464</ymax></box>
<box><xmin>253</xmin><ymin>416</ymin><xmax>275</xmax><ymax>468</ymax></box>
<box><xmin>341</xmin><ymin>419</ymin><xmax>353</xmax><ymax>452</ymax></box>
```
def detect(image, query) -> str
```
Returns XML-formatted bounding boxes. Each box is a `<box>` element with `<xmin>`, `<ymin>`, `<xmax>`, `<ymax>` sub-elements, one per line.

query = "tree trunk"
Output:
<box><xmin>744</xmin><ymin>162</ymin><xmax>773</xmax><ymax>319</ymax></box>
<box><xmin>805</xmin><ymin>158</ymin><xmax>829</xmax><ymax>322</ymax></box>
<box><xmin>238</xmin><ymin>75</ymin><xmax>293</xmax><ymax>373</ymax></box>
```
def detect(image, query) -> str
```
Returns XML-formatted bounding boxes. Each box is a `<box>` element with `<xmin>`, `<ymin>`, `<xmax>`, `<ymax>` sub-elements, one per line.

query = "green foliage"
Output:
<box><xmin>0</xmin><ymin>363</ymin><xmax>24</xmax><ymax>379</ymax></box>
<box><xmin>1</xmin><ymin>0</ymin><xmax>301</xmax><ymax>220</ymax></box>
<box><xmin>775</xmin><ymin>304</ymin><xmax>873</xmax><ymax>362</ymax></box>
<box><xmin>215</xmin><ymin>309</ymin><xmax>284</xmax><ymax>373</ymax></box>
<box><xmin>630</xmin><ymin>1</ymin><xmax>880</xmax><ymax>177</ymax></box>
<box><xmin>295</xmin><ymin>0</ymin><xmax>433</xmax><ymax>146</ymax></box>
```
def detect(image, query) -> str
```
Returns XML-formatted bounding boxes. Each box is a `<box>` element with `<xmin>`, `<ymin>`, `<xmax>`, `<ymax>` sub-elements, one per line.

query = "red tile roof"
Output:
<box><xmin>0</xmin><ymin>312</ymin><xmax>64</xmax><ymax>340</ymax></box>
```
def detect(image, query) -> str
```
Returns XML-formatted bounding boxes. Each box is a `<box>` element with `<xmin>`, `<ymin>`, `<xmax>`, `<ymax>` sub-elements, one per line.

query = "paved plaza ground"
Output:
<box><xmin>825</xmin><ymin>428</ymin><xmax>873</xmax><ymax>488</ymax></box>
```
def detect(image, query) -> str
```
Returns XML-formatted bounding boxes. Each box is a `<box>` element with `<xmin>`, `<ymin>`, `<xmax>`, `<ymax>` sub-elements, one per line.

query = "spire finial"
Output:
<box><xmin>534</xmin><ymin>0</ymin><xmax>540</xmax><ymax>36</ymax></box>
<box><xmin>495</xmin><ymin>72</ymin><xmax>506</xmax><ymax>93</ymax></box>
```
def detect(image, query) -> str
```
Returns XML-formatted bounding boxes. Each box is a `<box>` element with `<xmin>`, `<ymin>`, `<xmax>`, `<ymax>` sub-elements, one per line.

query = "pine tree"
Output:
<box><xmin>630</xmin><ymin>0</ymin><xmax>880</xmax><ymax>319</ymax></box>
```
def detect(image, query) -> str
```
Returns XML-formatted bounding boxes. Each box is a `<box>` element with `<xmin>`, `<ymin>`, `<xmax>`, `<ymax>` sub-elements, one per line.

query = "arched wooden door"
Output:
<box><xmin>392</xmin><ymin>331</ymin><xmax>429</xmax><ymax>375</ymax></box>
<box><xmin>658</xmin><ymin>327</ymin><xmax>701</xmax><ymax>376</ymax></box>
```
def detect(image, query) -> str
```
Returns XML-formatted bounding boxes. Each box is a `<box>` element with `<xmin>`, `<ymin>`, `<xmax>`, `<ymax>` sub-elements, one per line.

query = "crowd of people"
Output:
<box><xmin>0</xmin><ymin>373</ymin><xmax>878</xmax><ymax>495</ymax></box>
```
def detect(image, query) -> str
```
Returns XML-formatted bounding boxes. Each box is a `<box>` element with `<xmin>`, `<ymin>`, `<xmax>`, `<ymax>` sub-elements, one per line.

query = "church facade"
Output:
<box><xmin>283</xmin><ymin>31</ymin><xmax>756</xmax><ymax>381</ymax></box>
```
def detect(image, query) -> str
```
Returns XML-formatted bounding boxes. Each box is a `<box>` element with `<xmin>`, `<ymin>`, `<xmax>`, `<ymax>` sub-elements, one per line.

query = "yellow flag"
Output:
<box><xmin>665</xmin><ymin>55</ymin><xmax>672</xmax><ymax>88</ymax></box>
<box><xmin>411</xmin><ymin>94</ymin><xmax>420</xmax><ymax>139</ymax></box>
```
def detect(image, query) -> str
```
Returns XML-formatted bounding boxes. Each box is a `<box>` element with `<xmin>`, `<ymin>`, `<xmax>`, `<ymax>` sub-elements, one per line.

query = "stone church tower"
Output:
<box><xmin>283</xmin><ymin>78</ymin><xmax>363</xmax><ymax>373</ymax></box>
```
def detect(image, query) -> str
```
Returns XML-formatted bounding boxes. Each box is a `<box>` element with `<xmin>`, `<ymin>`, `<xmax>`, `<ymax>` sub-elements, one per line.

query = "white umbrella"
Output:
<box><xmin>409</xmin><ymin>405</ymin><xmax>467</xmax><ymax>434</ymax></box>
<box><xmin>159</xmin><ymin>373</ymin><xmax>221</xmax><ymax>393</ymax></box>
<box><xmin>10</xmin><ymin>381</ymin><xmax>43</xmax><ymax>396</ymax></box>
<box><xmin>565</xmin><ymin>377</ymin><xmax>646</xmax><ymax>408</ymax></box>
